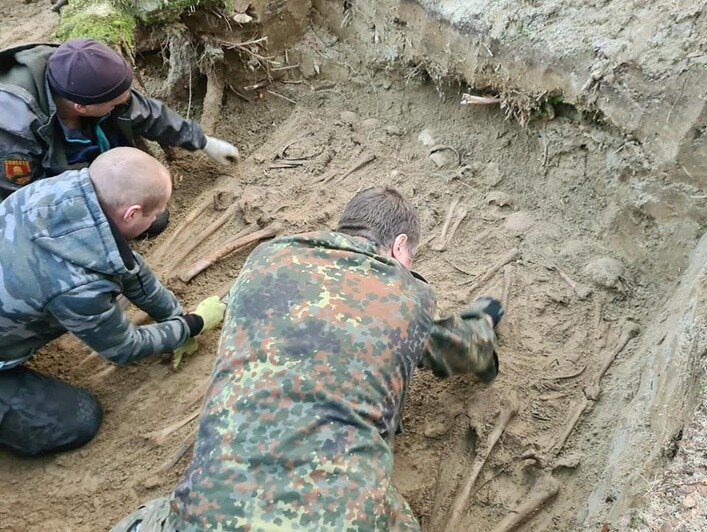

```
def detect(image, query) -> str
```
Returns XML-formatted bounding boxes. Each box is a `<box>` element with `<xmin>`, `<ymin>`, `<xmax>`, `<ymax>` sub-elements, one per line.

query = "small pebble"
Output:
<box><xmin>418</xmin><ymin>128</ymin><xmax>435</xmax><ymax>146</ymax></box>
<box><xmin>584</xmin><ymin>256</ymin><xmax>625</xmax><ymax>289</ymax></box>
<box><xmin>340</xmin><ymin>111</ymin><xmax>358</xmax><ymax>125</ymax></box>
<box><xmin>682</xmin><ymin>495</ymin><xmax>696</xmax><ymax>508</ymax></box>
<box><xmin>360</xmin><ymin>118</ymin><xmax>381</xmax><ymax>130</ymax></box>
<box><xmin>505</xmin><ymin>211</ymin><xmax>534</xmax><ymax>232</ymax></box>
<box><xmin>486</xmin><ymin>191</ymin><xmax>514</xmax><ymax>207</ymax></box>
<box><xmin>384</xmin><ymin>125</ymin><xmax>403</xmax><ymax>136</ymax></box>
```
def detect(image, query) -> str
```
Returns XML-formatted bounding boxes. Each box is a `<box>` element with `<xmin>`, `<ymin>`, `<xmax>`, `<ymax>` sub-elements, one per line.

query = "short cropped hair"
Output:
<box><xmin>337</xmin><ymin>187</ymin><xmax>421</xmax><ymax>249</ymax></box>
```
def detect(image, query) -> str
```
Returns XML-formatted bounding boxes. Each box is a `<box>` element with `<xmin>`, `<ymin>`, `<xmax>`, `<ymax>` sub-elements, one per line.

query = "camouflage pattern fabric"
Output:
<box><xmin>160</xmin><ymin>231</ymin><xmax>497</xmax><ymax>531</ymax></box>
<box><xmin>0</xmin><ymin>168</ymin><xmax>192</xmax><ymax>368</ymax></box>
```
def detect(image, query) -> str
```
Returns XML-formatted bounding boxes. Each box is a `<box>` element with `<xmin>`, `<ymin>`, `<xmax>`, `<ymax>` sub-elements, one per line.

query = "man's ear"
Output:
<box><xmin>74</xmin><ymin>103</ymin><xmax>89</xmax><ymax>115</ymax></box>
<box><xmin>123</xmin><ymin>205</ymin><xmax>142</xmax><ymax>222</ymax></box>
<box><xmin>391</xmin><ymin>234</ymin><xmax>408</xmax><ymax>260</ymax></box>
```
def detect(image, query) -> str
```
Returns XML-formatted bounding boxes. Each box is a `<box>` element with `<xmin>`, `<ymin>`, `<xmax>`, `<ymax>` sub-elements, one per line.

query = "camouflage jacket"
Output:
<box><xmin>168</xmin><ymin>231</ymin><xmax>497</xmax><ymax>531</ymax></box>
<box><xmin>0</xmin><ymin>168</ymin><xmax>192</xmax><ymax>369</ymax></box>
<box><xmin>0</xmin><ymin>43</ymin><xmax>207</xmax><ymax>197</ymax></box>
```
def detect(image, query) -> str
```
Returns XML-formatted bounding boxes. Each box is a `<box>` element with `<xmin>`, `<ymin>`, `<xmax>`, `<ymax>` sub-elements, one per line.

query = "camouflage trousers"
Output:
<box><xmin>110</xmin><ymin>497</ymin><xmax>172</xmax><ymax>532</ymax></box>
<box><xmin>114</xmin><ymin>491</ymin><xmax>421</xmax><ymax>531</ymax></box>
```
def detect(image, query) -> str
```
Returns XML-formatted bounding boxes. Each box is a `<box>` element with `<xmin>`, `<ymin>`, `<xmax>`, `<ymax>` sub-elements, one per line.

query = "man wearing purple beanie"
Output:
<box><xmin>0</xmin><ymin>39</ymin><xmax>240</xmax><ymax>235</ymax></box>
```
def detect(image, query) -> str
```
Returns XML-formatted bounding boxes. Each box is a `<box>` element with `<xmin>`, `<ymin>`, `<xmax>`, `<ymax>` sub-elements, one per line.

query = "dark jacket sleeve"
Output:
<box><xmin>122</xmin><ymin>252</ymin><xmax>183</xmax><ymax>322</ymax></box>
<box><xmin>44</xmin><ymin>280</ymin><xmax>191</xmax><ymax>366</ymax></box>
<box><xmin>122</xmin><ymin>90</ymin><xmax>208</xmax><ymax>150</ymax></box>
<box><xmin>421</xmin><ymin>301</ymin><xmax>498</xmax><ymax>383</ymax></box>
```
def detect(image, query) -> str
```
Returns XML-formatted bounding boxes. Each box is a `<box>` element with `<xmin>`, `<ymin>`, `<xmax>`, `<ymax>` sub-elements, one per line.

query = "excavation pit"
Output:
<box><xmin>0</xmin><ymin>1</ymin><xmax>705</xmax><ymax>530</ymax></box>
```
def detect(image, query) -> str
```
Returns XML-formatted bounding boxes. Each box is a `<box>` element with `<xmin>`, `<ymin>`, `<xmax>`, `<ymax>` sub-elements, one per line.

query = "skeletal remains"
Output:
<box><xmin>525</xmin><ymin>319</ymin><xmax>640</xmax><ymax>462</ymax></box>
<box><xmin>446</xmin><ymin>403</ymin><xmax>518</xmax><ymax>530</ymax></box>
<box><xmin>434</xmin><ymin>196</ymin><xmax>468</xmax><ymax>252</ymax></box>
<box><xmin>439</xmin><ymin>318</ymin><xmax>639</xmax><ymax>529</ymax></box>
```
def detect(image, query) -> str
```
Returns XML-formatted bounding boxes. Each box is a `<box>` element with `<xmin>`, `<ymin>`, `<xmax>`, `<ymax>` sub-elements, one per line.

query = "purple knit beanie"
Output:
<box><xmin>47</xmin><ymin>39</ymin><xmax>133</xmax><ymax>104</ymax></box>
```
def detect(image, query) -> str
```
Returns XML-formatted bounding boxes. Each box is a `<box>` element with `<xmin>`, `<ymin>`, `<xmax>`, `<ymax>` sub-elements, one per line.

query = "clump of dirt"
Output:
<box><xmin>0</xmin><ymin>1</ymin><xmax>704</xmax><ymax>531</ymax></box>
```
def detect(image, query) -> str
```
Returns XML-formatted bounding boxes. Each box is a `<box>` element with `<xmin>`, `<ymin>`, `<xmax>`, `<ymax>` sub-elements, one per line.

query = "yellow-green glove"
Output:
<box><xmin>193</xmin><ymin>296</ymin><xmax>227</xmax><ymax>332</ymax></box>
<box><xmin>172</xmin><ymin>337</ymin><xmax>199</xmax><ymax>369</ymax></box>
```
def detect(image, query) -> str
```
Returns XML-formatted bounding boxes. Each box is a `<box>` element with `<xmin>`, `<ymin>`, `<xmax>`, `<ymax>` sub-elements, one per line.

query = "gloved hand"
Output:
<box><xmin>203</xmin><ymin>136</ymin><xmax>240</xmax><ymax>165</ymax></box>
<box><xmin>192</xmin><ymin>295</ymin><xmax>227</xmax><ymax>332</ymax></box>
<box><xmin>466</xmin><ymin>297</ymin><xmax>504</xmax><ymax>328</ymax></box>
<box><xmin>172</xmin><ymin>337</ymin><xmax>199</xmax><ymax>369</ymax></box>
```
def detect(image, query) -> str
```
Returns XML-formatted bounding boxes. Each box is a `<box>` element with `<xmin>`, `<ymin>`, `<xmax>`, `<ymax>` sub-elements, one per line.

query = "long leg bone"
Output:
<box><xmin>323</xmin><ymin>152</ymin><xmax>377</xmax><ymax>185</ymax></box>
<box><xmin>501</xmin><ymin>264</ymin><xmax>513</xmax><ymax>310</ymax></box>
<box><xmin>444</xmin><ymin>208</ymin><xmax>468</xmax><ymax>249</ymax></box>
<box><xmin>547</xmin><ymin>320</ymin><xmax>640</xmax><ymax>456</ymax></box>
<box><xmin>179</xmin><ymin>224</ymin><xmax>280</xmax><ymax>283</ymax></box>
<box><xmin>464</xmin><ymin>249</ymin><xmax>521</xmax><ymax>295</ymax></box>
<box><xmin>154</xmin><ymin>196</ymin><xmax>212</xmax><ymax>265</ymax></box>
<box><xmin>156</xmin><ymin>428</ymin><xmax>197</xmax><ymax>474</ymax></box>
<box><xmin>434</xmin><ymin>198</ymin><xmax>468</xmax><ymax>252</ymax></box>
<box><xmin>143</xmin><ymin>411</ymin><xmax>199</xmax><ymax>447</ymax></box>
<box><xmin>429</xmin><ymin>414</ymin><xmax>474</xmax><ymax>531</ymax></box>
<box><xmin>552</xmin><ymin>265</ymin><xmax>592</xmax><ymax>300</ymax></box>
<box><xmin>584</xmin><ymin>320</ymin><xmax>640</xmax><ymax>400</ymax></box>
<box><xmin>433</xmin><ymin>196</ymin><xmax>460</xmax><ymax>251</ymax></box>
<box><xmin>169</xmin><ymin>202</ymin><xmax>241</xmax><ymax>268</ymax></box>
<box><xmin>490</xmin><ymin>476</ymin><xmax>560</xmax><ymax>532</ymax></box>
<box><xmin>446</xmin><ymin>405</ymin><xmax>518</xmax><ymax>530</ymax></box>
<box><xmin>548</xmin><ymin>396</ymin><xmax>591</xmax><ymax>456</ymax></box>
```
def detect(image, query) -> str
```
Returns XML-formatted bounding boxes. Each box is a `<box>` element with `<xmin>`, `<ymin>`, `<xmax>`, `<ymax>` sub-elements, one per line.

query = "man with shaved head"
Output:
<box><xmin>0</xmin><ymin>147</ymin><xmax>226</xmax><ymax>456</ymax></box>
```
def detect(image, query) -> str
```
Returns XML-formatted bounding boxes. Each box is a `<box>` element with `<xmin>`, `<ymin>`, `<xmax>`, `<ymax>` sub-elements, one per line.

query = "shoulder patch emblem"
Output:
<box><xmin>3</xmin><ymin>158</ymin><xmax>32</xmax><ymax>186</ymax></box>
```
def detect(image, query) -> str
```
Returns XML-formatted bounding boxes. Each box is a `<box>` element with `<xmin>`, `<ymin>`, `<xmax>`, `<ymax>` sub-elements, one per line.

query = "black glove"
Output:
<box><xmin>467</xmin><ymin>297</ymin><xmax>504</xmax><ymax>328</ymax></box>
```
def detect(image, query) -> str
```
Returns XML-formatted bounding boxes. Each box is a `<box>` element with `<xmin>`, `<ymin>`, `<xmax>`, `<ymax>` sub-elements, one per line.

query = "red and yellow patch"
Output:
<box><xmin>3</xmin><ymin>158</ymin><xmax>32</xmax><ymax>186</ymax></box>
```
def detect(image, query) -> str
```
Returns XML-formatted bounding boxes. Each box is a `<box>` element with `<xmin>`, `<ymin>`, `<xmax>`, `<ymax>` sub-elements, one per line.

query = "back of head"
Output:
<box><xmin>337</xmin><ymin>187</ymin><xmax>420</xmax><ymax>250</ymax></box>
<box><xmin>89</xmin><ymin>147</ymin><xmax>171</xmax><ymax>214</ymax></box>
<box><xmin>47</xmin><ymin>39</ymin><xmax>132</xmax><ymax>105</ymax></box>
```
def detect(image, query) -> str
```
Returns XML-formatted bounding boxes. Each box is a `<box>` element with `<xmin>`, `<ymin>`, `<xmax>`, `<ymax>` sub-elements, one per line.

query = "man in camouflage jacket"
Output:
<box><xmin>113</xmin><ymin>187</ymin><xmax>501</xmax><ymax>531</ymax></box>
<box><xmin>0</xmin><ymin>147</ymin><xmax>226</xmax><ymax>456</ymax></box>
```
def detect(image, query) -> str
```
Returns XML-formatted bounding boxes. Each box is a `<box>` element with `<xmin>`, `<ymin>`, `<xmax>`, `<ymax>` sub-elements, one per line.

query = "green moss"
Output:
<box><xmin>56</xmin><ymin>0</ymin><xmax>234</xmax><ymax>52</ymax></box>
<box><xmin>57</xmin><ymin>0</ymin><xmax>137</xmax><ymax>52</ymax></box>
<box><xmin>120</xmin><ymin>0</ymin><xmax>233</xmax><ymax>25</ymax></box>
<box><xmin>548</xmin><ymin>93</ymin><xmax>565</xmax><ymax>106</ymax></box>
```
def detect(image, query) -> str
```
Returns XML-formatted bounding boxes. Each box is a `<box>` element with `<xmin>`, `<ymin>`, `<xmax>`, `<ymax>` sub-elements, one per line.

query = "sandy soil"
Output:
<box><xmin>0</xmin><ymin>1</ymin><xmax>704</xmax><ymax>531</ymax></box>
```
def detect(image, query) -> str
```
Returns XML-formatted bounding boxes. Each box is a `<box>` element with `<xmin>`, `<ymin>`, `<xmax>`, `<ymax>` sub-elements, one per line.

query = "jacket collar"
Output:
<box><xmin>103</xmin><ymin>208</ymin><xmax>136</xmax><ymax>271</ymax></box>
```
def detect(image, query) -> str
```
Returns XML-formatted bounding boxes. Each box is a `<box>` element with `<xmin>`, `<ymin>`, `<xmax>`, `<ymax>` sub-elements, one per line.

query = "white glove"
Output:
<box><xmin>204</xmin><ymin>136</ymin><xmax>241</xmax><ymax>165</ymax></box>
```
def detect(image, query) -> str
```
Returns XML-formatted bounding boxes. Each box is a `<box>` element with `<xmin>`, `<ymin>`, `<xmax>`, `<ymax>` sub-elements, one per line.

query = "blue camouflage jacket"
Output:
<box><xmin>0</xmin><ymin>168</ymin><xmax>192</xmax><ymax>368</ymax></box>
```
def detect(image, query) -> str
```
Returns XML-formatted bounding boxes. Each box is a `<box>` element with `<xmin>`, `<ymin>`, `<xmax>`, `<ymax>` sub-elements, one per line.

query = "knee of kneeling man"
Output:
<box><xmin>71</xmin><ymin>390</ymin><xmax>103</xmax><ymax>443</ymax></box>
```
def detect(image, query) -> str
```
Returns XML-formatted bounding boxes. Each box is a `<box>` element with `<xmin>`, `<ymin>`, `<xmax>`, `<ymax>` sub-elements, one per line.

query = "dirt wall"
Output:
<box><xmin>0</xmin><ymin>1</ymin><xmax>705</xmax><ymax>530</ymax></box>
<box><xmin>589</xmin><ymin>233</ymin><xmax>707</xmax><ymax>526</ymax></box>
<box><xmin>314</xmin><ymin>0</ymin><xmax>706</xmax><ymax>189</ymax></box>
